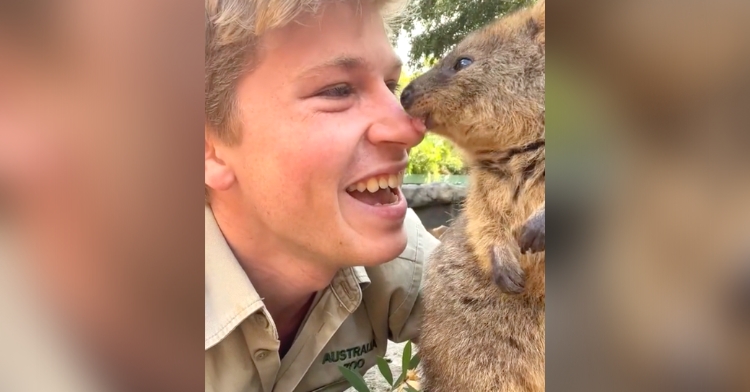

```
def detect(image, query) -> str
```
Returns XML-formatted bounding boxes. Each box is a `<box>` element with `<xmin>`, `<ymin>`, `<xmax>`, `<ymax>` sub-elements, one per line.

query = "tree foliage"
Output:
<box><xmin>395</xmin><ymin>0</ymin><xmax>534</xmax><ymax>68</ymax></box>
<box><xmin>406</xmin><ymin>134</ymin><xmax>465</xmax><ymax>176</ymax></box>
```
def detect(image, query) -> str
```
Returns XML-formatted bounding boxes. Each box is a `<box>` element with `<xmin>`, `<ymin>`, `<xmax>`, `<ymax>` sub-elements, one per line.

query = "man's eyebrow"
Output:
<box><xmin>296</xmin><ymin>55</ymin><xmax>403</xmax><ymax>79</ymax></box>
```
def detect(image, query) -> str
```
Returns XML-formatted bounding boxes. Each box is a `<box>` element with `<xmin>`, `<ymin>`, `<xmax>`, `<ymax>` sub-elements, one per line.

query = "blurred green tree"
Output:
<box><xmin>406</xmin><ymin>133</ymin><xmax>465</xmax><ymax>176</ymax></box>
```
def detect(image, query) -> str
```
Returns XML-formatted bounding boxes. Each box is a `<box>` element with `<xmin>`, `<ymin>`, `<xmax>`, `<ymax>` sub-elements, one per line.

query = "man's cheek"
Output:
<box><xmin>288</xmin><ymin>141</ymin><xmax>340</xmax><ymax>178</ymax></box>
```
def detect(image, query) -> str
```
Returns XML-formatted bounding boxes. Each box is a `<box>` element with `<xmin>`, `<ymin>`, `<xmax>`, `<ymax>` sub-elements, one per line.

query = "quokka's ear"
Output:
<box><xmin>527</xmin><ymin>0</ymin><xmax>545</xmax><ymax>46</ymax></box>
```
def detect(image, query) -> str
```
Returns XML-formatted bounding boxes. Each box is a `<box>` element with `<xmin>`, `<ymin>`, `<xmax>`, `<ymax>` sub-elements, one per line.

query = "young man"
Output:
<box><xmin>204</xmin><ymin>0</ymin><xmax>438</xmax><ymax>390</ymax></box>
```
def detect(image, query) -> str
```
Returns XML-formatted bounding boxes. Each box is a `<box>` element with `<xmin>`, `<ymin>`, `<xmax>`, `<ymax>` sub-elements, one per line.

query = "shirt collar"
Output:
<box><xmin>204</xmin><ymin>205</ymin><xmax>264</xmax><ymax>350</ymax></box>
<box><xmin>351</xmin><ymin>266</ymin><xmax>371</xmax><ymax>289</ymax></box>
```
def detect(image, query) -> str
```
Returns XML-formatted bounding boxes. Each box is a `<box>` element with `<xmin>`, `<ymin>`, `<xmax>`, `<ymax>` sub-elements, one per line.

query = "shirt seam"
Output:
<box><xmin>330</xmin><ymin>280</ymin><xmax>353</xmax><ymax>313</ymax></box>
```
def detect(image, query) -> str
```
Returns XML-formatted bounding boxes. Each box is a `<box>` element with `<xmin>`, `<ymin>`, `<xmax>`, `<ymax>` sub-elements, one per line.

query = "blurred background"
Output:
<box><xmin>0</xmin><ymin>1</ymin><xmax>204</xmax><ymax>391</ymax></box>
<box><xmin>546</xmin><ymin>1</ymin><xmax>750</xmax><ymax>391</ymax></box>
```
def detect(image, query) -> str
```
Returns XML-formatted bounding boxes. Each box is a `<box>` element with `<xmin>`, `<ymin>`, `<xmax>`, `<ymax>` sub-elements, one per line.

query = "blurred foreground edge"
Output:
<box><xmin>547</xmin><ymin>1</ymin><xmax>750</xmax><ymax>391</ymax></box>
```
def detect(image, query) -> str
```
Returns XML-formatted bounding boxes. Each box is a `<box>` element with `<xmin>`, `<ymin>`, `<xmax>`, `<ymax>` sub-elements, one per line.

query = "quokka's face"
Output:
<box><xmin>401</xmin><ymin>1</ymin><xmax>545</xmax><ymax>153</ymax></box>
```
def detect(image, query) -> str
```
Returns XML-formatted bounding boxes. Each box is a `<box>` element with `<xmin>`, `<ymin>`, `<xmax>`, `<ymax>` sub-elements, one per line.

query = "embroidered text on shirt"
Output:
<box><xmin>321</xmin><ymin>339</ymin><xmax>378</xmax><ymax>370</ymax></box>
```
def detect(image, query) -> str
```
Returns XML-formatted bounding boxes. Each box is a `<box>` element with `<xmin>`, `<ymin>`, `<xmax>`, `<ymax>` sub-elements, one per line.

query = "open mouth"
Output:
<box><xmin>346</xmin><ymin>171</ymin><xmax>404</xmax><ymax>206</ymax></box>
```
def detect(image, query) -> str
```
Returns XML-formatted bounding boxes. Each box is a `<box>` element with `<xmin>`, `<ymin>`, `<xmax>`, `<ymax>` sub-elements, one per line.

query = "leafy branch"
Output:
<box><xmin>338</xmin><ymin>340</ymin><xmax>422</xmax><ymax>392</ymax></box>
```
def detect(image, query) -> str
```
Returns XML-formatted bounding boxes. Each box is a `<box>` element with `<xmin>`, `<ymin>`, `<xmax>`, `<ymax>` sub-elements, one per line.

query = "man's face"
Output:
<box><xmin>211</xmin><ymin>1</ymin><xmax>425</xmax><ymax>268</ymax></box>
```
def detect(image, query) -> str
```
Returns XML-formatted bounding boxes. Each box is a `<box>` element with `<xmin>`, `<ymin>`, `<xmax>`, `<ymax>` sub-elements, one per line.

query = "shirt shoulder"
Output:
<box><xmin>363</xmin><ymin>208</ymin><xmax>438</xmax><ymax>290</ymax></box>
<box><xmin>399</xmin><ymin>207</ymin><xmax>440</xmax><ymax>265</ymax></box>
<box><xmin>359</xmin><ymin>208</ymin><xmax>440</xmax><ymax>342</ymax></box>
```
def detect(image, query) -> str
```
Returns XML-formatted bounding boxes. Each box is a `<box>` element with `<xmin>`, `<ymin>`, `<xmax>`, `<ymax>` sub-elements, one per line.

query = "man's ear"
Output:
<box><xmin>205</xmin><ymin>130</ymin><xmax>235</xmax><ymax>193</ymax></box>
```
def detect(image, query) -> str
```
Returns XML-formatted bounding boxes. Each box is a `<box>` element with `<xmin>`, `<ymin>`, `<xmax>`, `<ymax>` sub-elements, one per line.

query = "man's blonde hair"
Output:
<box><xmin>205</xmin><ymin>0</ymin><xmax>409</xmax><ymax>144</ymax></box>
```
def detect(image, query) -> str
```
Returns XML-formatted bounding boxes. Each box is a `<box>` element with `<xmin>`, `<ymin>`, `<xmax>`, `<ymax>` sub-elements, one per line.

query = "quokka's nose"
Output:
<box><xmin>400</xmin><ymin>84</ymin><xmax>416</xmax><ymax>110</ymax></box>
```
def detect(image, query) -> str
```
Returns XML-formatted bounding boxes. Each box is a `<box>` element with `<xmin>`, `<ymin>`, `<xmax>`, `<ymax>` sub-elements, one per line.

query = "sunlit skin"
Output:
<box><xmin>205</xmin><ymin>1</ymin><xmax>426</xmax><ymax>354</ymax></box>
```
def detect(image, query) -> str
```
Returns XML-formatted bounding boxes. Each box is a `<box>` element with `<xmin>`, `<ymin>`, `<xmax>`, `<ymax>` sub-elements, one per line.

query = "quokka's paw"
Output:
<box><xmin>517</xmin><ymin>207</ymin><xmax>545</xmax><ymax>254</ymax></box>
<box><xmin>429</xmin><ymin>225</ymin><xmax>449</xmax><ymax>240</ymax></box>
<box><xmin>491</xmin><ymin>244</ymin><xmax>525</xmax><ymax>294</ymax></box>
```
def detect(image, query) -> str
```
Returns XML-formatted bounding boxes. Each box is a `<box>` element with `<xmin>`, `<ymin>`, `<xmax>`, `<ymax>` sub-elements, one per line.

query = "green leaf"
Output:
<box><xmin>408</xmin><ymin>352</ymin><xmax>421</xmax><ymax>370</ymax></box>
<box><xmin>393</xmin><ymin>373</ymin><xmax>406</xmax><ymax>390</ymax></box>
<box><xmin>401</xmin><ymin>341</ymin><xmax>412</xmax><ymax>375</ymax></box>
<box><xmin>398</xmin><ymin>340</ymin><xmax>412</xmax><ymax>384</ymax></box>
<box><xmin>376</xmin><ymin>357</ymin><xmax>394</xmax><ymax>385</ymax></box>
<box><xmin>404</xmin><ymin>385</ymin><xmax>421</xmax><ymax>392</ymax></box>
<box><xmin>337</xmin><ymin>365</ymin><xmax>371</xmax><ymax>392</ymax></box>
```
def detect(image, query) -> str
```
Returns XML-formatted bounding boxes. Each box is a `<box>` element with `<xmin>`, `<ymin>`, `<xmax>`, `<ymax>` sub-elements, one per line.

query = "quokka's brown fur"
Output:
<box><xmin>400</xmin><ymin>1</ymin><xmax>545</xmax><ymax>390</ymax></box>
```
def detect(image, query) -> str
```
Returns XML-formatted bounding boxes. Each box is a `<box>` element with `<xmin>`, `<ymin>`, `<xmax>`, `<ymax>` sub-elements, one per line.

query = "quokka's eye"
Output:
<box><xmin>453</xmin><ymin>57</ymin><xmax>473</xmax><ymax>71</ymax></box>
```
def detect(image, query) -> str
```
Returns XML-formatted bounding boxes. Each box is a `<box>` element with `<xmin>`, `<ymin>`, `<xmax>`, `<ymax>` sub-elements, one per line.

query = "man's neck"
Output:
<box><xmin>209</xmin><ymin>198</ymin><xmax>338</xmax><ymax>324</ymax></box>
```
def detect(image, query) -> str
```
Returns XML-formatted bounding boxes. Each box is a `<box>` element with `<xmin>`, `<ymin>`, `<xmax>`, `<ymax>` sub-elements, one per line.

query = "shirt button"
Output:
<box><xmin>254</xmin><ymin>314</ymin><xmax>270</xmax><ymax>329</ymax></box>
<box><xmin>255</xmin><ymin>349</ymin><xmax>269</xmax><ymax>360</ymax></box>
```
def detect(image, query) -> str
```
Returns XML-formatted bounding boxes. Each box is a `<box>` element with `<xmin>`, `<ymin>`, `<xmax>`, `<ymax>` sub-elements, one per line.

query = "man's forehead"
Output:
<box><xmin>296</xmin><ymin>54</ymin><xmax>403</xmax><ymax>79</ymax></box>
<box><xmin>253</xmin><ymin>1</ymin><xmax>399</xmax><ymax>76</ymax></box>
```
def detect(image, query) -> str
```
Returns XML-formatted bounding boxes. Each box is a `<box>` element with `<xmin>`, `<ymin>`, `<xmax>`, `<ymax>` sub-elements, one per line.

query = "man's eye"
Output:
<box><xmin>318</xmin><ymin>84</ymin><xmax>353</xmax><ymax>98</ymax></box>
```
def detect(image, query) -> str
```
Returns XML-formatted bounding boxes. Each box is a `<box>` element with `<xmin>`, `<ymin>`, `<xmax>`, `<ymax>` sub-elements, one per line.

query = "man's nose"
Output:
<box><xmin>400</xmin><ymin>84</ymin><xmax>416</xmax><ymax>110</ymax></box>
<box><xmin>367</xmin><ymin>90</ymin><xmax>424</xmax><ymax>149</ymax></box>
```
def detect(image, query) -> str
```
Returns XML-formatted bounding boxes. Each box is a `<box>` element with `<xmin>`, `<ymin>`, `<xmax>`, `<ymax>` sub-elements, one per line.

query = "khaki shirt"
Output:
<box><xmin>205</xmin><ymin>205</ymin><xmax>439</xmax><ymax>392</ymax></box>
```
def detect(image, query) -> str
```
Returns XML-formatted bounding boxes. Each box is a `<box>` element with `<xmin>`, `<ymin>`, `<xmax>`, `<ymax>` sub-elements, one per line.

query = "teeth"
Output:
<box><xmin>387</xmin><ymin>175</ymin><xmax>397</xmax><ymax>188</ymax></box>
<box><xmin>366</xmin><ymin>178</ymin><xmax>379</xmax><ymax>193</ymax></box>
<box><xmin>348</xmin><ymin>172</ymin><xmax>404</xmax><ymax>193</ymax></box>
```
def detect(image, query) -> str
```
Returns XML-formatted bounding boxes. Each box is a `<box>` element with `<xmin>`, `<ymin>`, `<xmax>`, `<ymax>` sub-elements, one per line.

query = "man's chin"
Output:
<box><xmin>353</xmin><ymin>230</ymin><xmax>408</xmax><ymax>267</ymax></box>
